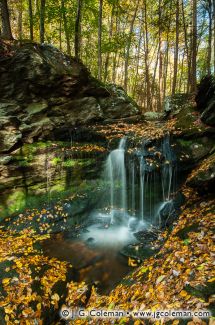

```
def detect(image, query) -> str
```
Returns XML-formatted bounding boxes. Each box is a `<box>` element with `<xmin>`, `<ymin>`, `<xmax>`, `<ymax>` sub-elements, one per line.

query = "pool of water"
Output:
<box><xmin>42</xmin><ymin>222</ymin><xmax>137</xmax><ymax>294</ymax></box>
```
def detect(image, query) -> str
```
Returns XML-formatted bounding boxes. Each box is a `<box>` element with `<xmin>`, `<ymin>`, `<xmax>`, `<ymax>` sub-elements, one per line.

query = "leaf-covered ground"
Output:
<box><xmin>0</xmin><ymin>108</ymin><xmax>214</xmax><ymax>324</ymax></box>
<box><xmin>68</xmin><ymin>186</ymin><xmax>214</xmax><ymax>324</ymax></box>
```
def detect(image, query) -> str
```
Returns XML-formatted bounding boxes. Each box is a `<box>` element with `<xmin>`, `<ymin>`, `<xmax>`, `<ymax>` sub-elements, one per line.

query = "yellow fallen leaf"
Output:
<box><xmin>4</xmin><ymin>306</ymin><xmax>13</xmax><ymax>314</ymax></box>
<box><xmin>179</xmin><ymin>290</ymin><xmax>188</xmax><ymax>297</ymax></box>
<box><xmin>51</xmin><ymin>293</ymin><xmax>60</xmax><ymax>301</ymax></box>
<box><xmin>2</xmin><ymin>278</ymin><xmax>10</xmax><ymax>285</ymax></box>
<box><xmin>37</xmin><ymin>303</ymin><xmax>42</xmax><ymax>311</ymax></box>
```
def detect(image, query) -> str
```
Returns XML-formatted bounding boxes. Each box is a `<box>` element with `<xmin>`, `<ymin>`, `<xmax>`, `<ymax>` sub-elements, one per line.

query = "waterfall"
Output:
<box><xmin>161</xmin><ymin>134</ymin><xmax>175</xmax><ymax>201</ymax></box>
<box><xmin>105</xmin><ymin>138</ymin><xmax>127</xmax><ymax>223</ymax></box>
<box><xmin>102</xmin><ymin>134</ymin><xmax>177</xmax><ymax>230</ymax></box>
<box><xmin>139</xmin><ymin>156</ymin><xmax>145</xmax><ymax>221</ymax></box>
<box><xmin>131</xmin><ymin>161</ymin><xmax>135</xmax><ymax>216</ymax></box>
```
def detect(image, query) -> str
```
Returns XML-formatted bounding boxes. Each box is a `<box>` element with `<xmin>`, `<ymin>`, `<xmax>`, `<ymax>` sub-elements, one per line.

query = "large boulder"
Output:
<box><xmin>195</xmin><ymin>76</ymin><xmax>215</xmax><ymax>126</ymax></box>
<box><xmin>0</xmin><ymin>41</ymin><xmax>140</xmax><ymax>145</ymax></box>
<box><xmin>0</xmin><ymin>43</ymin><xmax>90</xmax><ymax>101</ymax></box>
<box><xmin>201</xmin><ymin>100</ymin><xmax>215</xmax><ymax>126</ymax></box>
<box><xmin>164</xmin><ymin>93</ymin><xmax>192</xmax><ymax>117</ymax></box>
<box><xmin>186</xmin><ymin>153</ymin><xmax>215</xmax><ymax>192</ymax></box>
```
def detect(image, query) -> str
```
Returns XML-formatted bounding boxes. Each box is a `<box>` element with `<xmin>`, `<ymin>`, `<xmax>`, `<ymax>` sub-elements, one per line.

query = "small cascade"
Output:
<box><xmin>161</xmin><ymin>134</ymin><xmax>175</xmax><ymax>201</ymax></box>
<box><xmin>131</xmin><ymin>161</ymin><xmax>135</xmax><ymax>216</ymax></box>
<box><xmin>102</xmin><ymin>134</ymin><xmax>177</xmax><ymax>230</ymax></box>
<box><xmin>105</xmin><ymin>138</ymin><xmax>127</xmax><ymax>223</ymax></box>
<box><xmin>139</xmin><ymin>156</ymin><xmax>145</xmax><ymax>222</ymax></box>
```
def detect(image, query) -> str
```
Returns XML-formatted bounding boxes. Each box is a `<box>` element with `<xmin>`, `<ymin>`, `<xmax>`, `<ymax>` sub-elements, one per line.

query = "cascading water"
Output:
<box><xmin>139</xmin><ymin>156</ymin><xmax>145</xmax><ymax>222</ymax></box>
<box><xmin>102</xmin><ymin>133</ymin><xmax>177</xmax><ymax>231</ymax></box>
<box><xmin>131</xmin><ymin>161</ymin><xmax>135</xmax><ymax>216</ymax></box>
<box><xmin>105</xmin><ymin>138</ymin><xmax>127</xmax><ymax>223</ymax></box>
<box><xmin>157</xmin><ymin>134</ymin><xmax>177</xmax><ymax>226</ymax></box>
<box><xmin>161</xmin><ymin>134</ymin><xmax>174</xmax><ymax>201</ymax></box>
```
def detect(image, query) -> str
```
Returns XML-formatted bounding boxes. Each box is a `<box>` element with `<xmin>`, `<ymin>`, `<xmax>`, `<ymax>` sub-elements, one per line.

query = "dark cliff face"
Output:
<box><xmin>0</xmin><ymin>41</ymin><xmax>140</xmax><ymax>150</ymax></box>
<box><xmin>195</xmin><ymin>75</ymin><xmax>215</xmax><ymax>126</ymax></box>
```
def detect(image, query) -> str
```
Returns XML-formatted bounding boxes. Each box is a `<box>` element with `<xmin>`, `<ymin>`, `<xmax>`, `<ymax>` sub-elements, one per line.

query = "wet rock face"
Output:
<box><xmin>186</xmin><ymin>153</ymin><xmax>215</xmax><ymax>193</ymax></box>
<box><xmin>0</xmin><ymin>42</ymin><xmax>140</xmax><ymax>150</ymax></box>
<box><xmin>196</xmin><ymin>76</ymin><xmax>215</xmax><ymax>126</ymax></box>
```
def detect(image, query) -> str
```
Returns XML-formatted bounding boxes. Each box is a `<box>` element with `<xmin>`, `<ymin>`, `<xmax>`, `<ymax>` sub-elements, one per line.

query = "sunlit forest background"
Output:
<box><xmin>1</xmin><ymin>0</ymin><xmax>215</xmax><ymax>111</ymax></box>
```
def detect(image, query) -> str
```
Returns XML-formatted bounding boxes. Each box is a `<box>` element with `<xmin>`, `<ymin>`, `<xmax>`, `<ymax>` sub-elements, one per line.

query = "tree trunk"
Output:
<box><xmin>112</xmin><ymin>51</ymin><xmax>118</xmax><ymax>83</ymax></box>
<box><xmin>152</xmin><ymin>44</ymin><xmax>159</xmax><ymax>111</ymax></box>
<box><xmin>213</xmin><ymin>0</ymin><xmax>215</xmax><ymax>74</ymax></box>
<box><xmin>75</xmin><ymin>0</ymin><xmax>82</xmax><ymax>60</ymax></box>
<box><xmin>61</xmin><ymin>0</ymin><xmax>71</xmax><ymax>56</ymax></box>
<box><xmin>181</xmin><ymin>0</ymin><xmax>191</xmax><ymax>92</ymax></box>
<box><xmin>18</xmin><ymin>0</ymin><xmax>23</xmax><ymax>40</ymax></box>
<box><xmin>163</xmin><ymin>38</ymin><xmax>169</xmax><ymax>100</ymax></box>
<box><xmin>28</xmin><ymin>0</ymin><xmax>34</xmax><ymax>41</ymax></box>
<box><xmin>143</xmin><ymin>1</ymin><xmax>151</xmax><ymax>110</ymax></box>
<box><xmin>124</xmin><ymin>0</ymin><xmax>139</xmax><ymax>92</ymax></box>
<box><xmin>207</xmin><ymin>0</ymin><xmax>212</xmax><ymax>75</ymax></box>
<box><xmin>104</xmin><ymin>6</ymin><xmax>114</xmax><ymax>82</ymax></box>
<box><xmin>40</xmin><ymin>0</ymin><xmax>45</xmax><ymax>43</ymax></box>
<box><xmin>172</xmin><ymin>0</ymin><xmax>179</xmax><ymax>94</ymax></box>
<box><xmin>190</xmin><ymin>0</ymin><xmax>197</xmax><ymax>93</ymax></box>
<box><xmin>132</xmin><ymin>26</ymin><xmax>142</xmax><ymax>98</ymax></box>
<box><xmin>98</xmin><ymin>0</ymin><xmax>103</xmax><ymax>80</ymax></box>
<box><xmin>158</xmin><ymin>0</ymin><xmax>163</xmax><ymax>111</ymax></box>
<box><xmin>0</xmin><ymin>0</ymin><xmax>13</xmax><ymax>39</ymax></box>
<box><xmin>59</xmin><ymin>5</ymin><xmax>62</xmax><ymax>50</ymax></box>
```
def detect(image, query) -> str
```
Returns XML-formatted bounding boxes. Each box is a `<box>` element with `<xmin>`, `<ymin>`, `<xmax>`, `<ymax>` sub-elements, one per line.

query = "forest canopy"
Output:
<box><xmin>0</xmin><ymin>0</ymin><xmax>215</xmax><ymax>111</ymax></box>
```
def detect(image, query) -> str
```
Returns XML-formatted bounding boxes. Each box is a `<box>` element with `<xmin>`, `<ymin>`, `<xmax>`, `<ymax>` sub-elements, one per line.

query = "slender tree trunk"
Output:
<box><xmin>112</xmin><ymin>51</ymin><xmax>118</xmax><ymax>83</ymax></box>
<box><xmin>179</xmin><ymin>52</ymin><xmax>185</xmax><ymax>91</ymax></box>
<box><xmin>124</xmin><ymin>0</ymin><xmax>140</xmax><ymax>92</ymax></box>
<box><xmin>98</xmin><ymin>0</ymin><xmax>103</xmax><ymax>80</ymax></box>
<box><xmin>213</xmin><ymin>0</ymin><xmax>215</xmax><ymax>74</ymax></box>
<box><xmin>40</xmin><ymin>0</ymin><xmax>46</xmax><ymax>43</ymax></box>
<box><xmin>28</xmin><ymin>0</ymin><xmax>34</xmax><ymax>41</ymax></box>
<box><xmin>61</xmin><ymin>0</ymin><xmax>71</xmax><ymax>56</ymax></box>
<box><xmin>207</xmin><ymin>0</ymin><xmax>212</xmax><ymax>75</ymax></box>
<box><xmin>132</xmin><ymin>27</ymin><xmax>142</xmax><ymax>98</ymax></box>
<box><xmin>152</xmin><ymin>45</ymin><xmax>159</xmax><ymax>111</ymax></box>
<box><xmin>143</xmin><ymin>1</ymin><xmax>151</xmax><ymax>110</ymax></box>
<box><xmin>104</xmin><ymin>6</ymin><xmax>114</xmax><ymax>82</ymax></box>
<box><xmin>190</xmin><ymin>0</ymin><xmax>197</xmax><ymax>93</ymax></box>
<box><xmin>172</xmin><ymin>0</ymin><xmax>179</xmax><ymax>94</ymax></box>
<box><xmin>59</xmin><ymin>5</ymin><xmax>62</xmax><ymax>50</ymax></box>
<box><xmin>111</xmin><ymin>13</ymin><xmax>119</xmax><ymax>83</ymax></box>
<box><xmin>181</xmin><ymin>0</ymin><xmax>191</xmax><ymax>92</ymax></box>
<box><xmin>34</xmin><ymin>0</ymin><xmax>39</xmax><ymax>14</ymax></box>
<box><xmin>0</xmin><ymin>0</ymin><xmax>13</xmax><ymax>39</ymax></box>
<box><xmin>18</xmin><ymin>0</ymin><xmax>23</xmax><ymax>40</ymax></box>
<box><xmin>163</xmin><ymin>39</ymin><xmax>169</xmax><ymax>100</ymax></box>
<box><xmin>75</xmin><ymin>0</ymin><xmax>82</xmax><ymax>60</ymax></box>
<box><xmin>158</xmin><ymin>0</ymin><xmax>163</xmax><ymax>111</ymax></box>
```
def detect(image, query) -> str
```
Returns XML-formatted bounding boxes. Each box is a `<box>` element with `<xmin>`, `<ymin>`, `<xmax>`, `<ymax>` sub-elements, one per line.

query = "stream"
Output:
<box><xmin>41</xmin><ymin>135</ymin><xmax>180</xmax><ymax>293</ymax></box>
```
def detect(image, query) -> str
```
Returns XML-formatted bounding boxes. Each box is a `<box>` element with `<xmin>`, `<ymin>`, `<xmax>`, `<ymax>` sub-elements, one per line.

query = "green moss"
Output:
<box><xmin>175</xmin><ymin>105</ymin><xmax>198</xmax><ymax>130</ymax></box>
<box><xmin>177</xmin><ymin>139</ymin><xmax>193</xmax><ymax>148</ymax></box>
<box><xmin>63</xmin><ymin>158</ymin><xmax>96</xmax><ymax>168</ymax></box>
<box><xmin>6</xmin><ymin>190</ymin><xmax>26</xmax><ymax>215</ymax></box>
<box><xmin>51</xmin><ymin>157</ymin><xmax>62</xmax><ymax>165</ymax></box>
<box><xmin>185</xmin><ymin>282</ymin><xmax>215</xmax><ymax>302</ymax></box>
<box><xmin>62</xmin><ymin>159</ymin><xmax>77</xmax><ymax>167</ymax></box>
